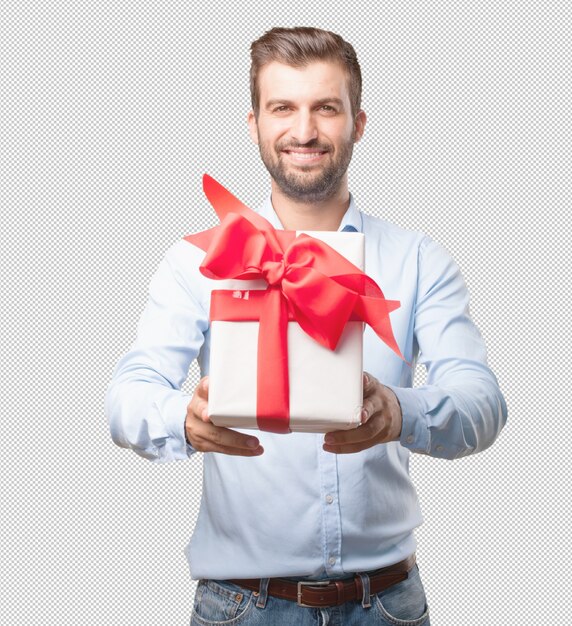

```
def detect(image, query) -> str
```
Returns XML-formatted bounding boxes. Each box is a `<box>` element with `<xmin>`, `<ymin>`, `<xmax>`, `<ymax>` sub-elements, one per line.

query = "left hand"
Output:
<box><xmin>322</xmin><ymin>372</ymin><xmax>403</xmax><ymax>454</ymax></box>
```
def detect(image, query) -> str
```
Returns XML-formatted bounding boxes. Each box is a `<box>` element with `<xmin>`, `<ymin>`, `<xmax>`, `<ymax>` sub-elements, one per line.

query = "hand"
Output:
<box><xmin>185</xmin><ymin>376</ymin><xmax>264</xmax><ymax>456</ymax></box>
<box><xmin>322</xmin><ymin>372</ymin><xmax>403</xmax><ymax>454</ymax></box>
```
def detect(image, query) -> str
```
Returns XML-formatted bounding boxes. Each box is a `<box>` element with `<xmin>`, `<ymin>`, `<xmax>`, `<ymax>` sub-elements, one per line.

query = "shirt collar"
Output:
<box><xmin>255</xmin><ymin>192</ymin><xmax>363</xmax><ymax>233</ymax></box>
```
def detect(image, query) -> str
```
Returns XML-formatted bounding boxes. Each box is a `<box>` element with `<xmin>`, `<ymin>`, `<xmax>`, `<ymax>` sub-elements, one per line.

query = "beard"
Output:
<box><xmin>257</xmin><ymin>129</ymin><xmax>356</xmax><ymax>203</ymax></box>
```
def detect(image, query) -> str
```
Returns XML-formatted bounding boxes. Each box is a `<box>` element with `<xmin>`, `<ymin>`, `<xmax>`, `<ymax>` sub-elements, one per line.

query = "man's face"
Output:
<box><xmin>247</xmin><ymin>61</ymin><xmax>365</xmax><ymax>202</ymax></box>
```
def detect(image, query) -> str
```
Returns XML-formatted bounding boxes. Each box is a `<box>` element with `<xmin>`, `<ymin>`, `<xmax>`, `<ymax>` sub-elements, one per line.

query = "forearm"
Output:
<box><xmin>105</xmin><ymin>240</ymin><xmax>209</xmax><ymax>463</ymax></box>
<box><xmin>388</xmin><ymin>362</ymin><xmax>507</xmax><ymax>460</ymax></box>
<box><xmin>106</xmin><ymin>358</ymin><xmax>195</xmax><ymax>463</ymax></box>
<box><xmin>388</xmin><ymin>235</ymin><xmax>508</xmax><ymax>460</ymax></box>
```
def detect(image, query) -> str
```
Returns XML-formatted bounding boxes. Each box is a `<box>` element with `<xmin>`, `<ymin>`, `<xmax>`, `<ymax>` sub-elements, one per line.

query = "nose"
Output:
<box><xmin>289</xmin><ymin>109</ymin><xmax>318</xmax><ymax>144</ymax></box>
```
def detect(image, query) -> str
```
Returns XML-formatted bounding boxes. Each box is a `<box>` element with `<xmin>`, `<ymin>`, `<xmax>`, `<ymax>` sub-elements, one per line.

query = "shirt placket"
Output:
<box><xmin>316</xmin><ymin>434</ymin><xmax>343</xmax><ymax>576</ymax></box>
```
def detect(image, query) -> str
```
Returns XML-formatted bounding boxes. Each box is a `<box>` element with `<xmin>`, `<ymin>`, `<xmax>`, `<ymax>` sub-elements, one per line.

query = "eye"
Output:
<box><xmin>273</xmin><ymin>105</ymin><xmax>290</xmax><ymax>112</ymax></box>
<box><xmin>320</xmin><ymin>105</ymin><xmax>337</xmax><ymax>113</ymax></box>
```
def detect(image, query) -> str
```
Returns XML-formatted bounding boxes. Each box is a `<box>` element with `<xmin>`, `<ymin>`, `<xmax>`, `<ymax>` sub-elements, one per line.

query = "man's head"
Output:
<box><xmin>249</xmin><ymin>27</ymin><xmax>362</xmax><ymax>121</ymax></box>
<box><xmin>247</xmin><ymin>27</ymin><xmax>366</xmax><ymax>203</ymax></box>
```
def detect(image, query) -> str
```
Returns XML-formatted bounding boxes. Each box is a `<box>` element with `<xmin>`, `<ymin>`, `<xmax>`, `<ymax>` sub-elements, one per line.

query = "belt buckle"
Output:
<box><xmin>296</xmin><ymin>580</ymin><xmax>331</xmax><ymax>608</ymax></box>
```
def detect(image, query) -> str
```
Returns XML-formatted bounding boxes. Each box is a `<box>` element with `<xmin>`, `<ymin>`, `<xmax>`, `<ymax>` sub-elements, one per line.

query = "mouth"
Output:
<box><xmin>281</xmin><ymin>149</ymin><xmax>329</xmax><ymax>164</ymax></box>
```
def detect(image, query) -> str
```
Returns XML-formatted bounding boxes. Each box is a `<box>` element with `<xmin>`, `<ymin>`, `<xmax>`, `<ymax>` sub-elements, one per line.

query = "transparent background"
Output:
<box><xmin>1</xmin><ymin>2</ymin><xmax>570</xmax><ymax>624</ymax></box>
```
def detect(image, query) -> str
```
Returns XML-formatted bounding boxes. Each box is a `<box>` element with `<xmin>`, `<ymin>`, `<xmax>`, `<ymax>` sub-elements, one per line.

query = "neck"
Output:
<box><xmin>270</xmin><ymin>178</ymin><xmax>350</xmax><ymax>231</ymax></box>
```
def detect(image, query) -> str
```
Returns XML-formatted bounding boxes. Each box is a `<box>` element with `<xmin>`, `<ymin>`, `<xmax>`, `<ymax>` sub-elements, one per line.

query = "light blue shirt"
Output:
<box><xmin>106</xmin><ymin>192</ymin><xmax>507</xmax><ymax>580</ymax></box>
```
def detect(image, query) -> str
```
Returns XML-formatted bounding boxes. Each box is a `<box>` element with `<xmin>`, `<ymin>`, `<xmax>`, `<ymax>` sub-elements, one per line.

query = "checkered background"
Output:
<box><xmin>1</xmin><ymin>2</ymin><xmax>570</xmax><ymax>624</ymax></box>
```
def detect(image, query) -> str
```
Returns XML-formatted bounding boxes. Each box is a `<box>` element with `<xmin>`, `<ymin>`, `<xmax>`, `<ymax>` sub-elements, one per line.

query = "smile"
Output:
<box><xmin>282</xmin><ymin>150</ymin><xmax>328</xmax><ymax>163</ymax></box>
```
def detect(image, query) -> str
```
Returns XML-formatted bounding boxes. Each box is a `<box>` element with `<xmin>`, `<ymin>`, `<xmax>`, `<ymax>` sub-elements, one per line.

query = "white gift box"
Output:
<box><xmin>207</xmin><ymin>231</ymin><xmax>365</xmax><ymax>433</ymax></box>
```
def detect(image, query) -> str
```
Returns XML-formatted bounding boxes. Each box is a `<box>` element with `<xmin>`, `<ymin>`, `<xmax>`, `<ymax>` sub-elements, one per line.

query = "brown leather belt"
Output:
<box><xmin>228</xmin><ymin>553</ymin><xmax>416</xmax><ymax>608</ymax></box>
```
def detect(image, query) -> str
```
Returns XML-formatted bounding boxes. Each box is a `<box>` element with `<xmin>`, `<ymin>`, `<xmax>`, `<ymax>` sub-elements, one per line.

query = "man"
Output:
<box><xmin>106</xmin><ymin>26</ymin><xmax>507</xmax><ymax>625</ymax></box>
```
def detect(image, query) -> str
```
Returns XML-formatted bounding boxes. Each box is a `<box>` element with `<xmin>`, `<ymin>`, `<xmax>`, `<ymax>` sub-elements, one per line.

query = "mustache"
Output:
<box><xmin>279</xmin><ymin>141</ymin><xmax>330</xmax><ymax>151</ymax></box>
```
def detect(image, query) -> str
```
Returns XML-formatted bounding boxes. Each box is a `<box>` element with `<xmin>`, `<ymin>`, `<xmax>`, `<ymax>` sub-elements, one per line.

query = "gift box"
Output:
<box><xmin>208</xmin><ymin>230</ymin><xmax>365</xmax><ymax>433</ymax></box>
<box><xmin>184</xmin><ymin>175</ymin><xmax>407</xmax><ymax>435</ymax></box>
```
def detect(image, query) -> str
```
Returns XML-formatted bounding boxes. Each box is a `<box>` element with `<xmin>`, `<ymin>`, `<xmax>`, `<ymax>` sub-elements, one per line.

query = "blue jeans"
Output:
<box><xmin>190</xmin><ymin>563</ymin><xmax>430</xmax><ymax>625</ymax></box>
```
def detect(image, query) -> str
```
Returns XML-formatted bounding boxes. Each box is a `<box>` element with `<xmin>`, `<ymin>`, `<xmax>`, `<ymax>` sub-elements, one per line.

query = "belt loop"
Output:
<box><xmin>357</xmin><ymin>572</ymin><xmax>372</xmax><ymax>608</ymax></box>
<box><xmin>256</xmin><ymin>577</ymin><xmax>269</xmax><ymax>608</ymax></box>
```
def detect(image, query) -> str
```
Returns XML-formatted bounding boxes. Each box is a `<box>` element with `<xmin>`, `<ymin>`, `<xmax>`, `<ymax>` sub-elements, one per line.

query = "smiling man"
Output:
<box><xmin>106</xmin><ymin>27</ymin><xmax>507</xmax><ymax>625</ymax></box>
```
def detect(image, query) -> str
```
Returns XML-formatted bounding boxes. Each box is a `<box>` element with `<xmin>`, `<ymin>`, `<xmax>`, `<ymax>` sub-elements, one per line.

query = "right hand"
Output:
<box><xmin>185</xmin><ymin>376</ymin><xmax>265</xmax><ymax>456</ymax></box>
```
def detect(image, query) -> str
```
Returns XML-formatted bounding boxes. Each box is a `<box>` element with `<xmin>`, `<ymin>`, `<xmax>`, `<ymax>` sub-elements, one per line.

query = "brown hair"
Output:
<box><xmin>250</xmin><ymin>26</ymin><xmax>362</xmax><ymax>119</ymax></box>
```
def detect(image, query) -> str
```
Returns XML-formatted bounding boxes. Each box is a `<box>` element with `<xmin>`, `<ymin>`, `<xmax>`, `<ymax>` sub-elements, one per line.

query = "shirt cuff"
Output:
<box><xmin>385</xmin><ymin>384</ymin><xmax>430</xmax><ymax>454</ymax></box>
<box><xmin>158</xmin><ymin>392</ymin><xmax>196</xmax><ymax>461</ymax></box>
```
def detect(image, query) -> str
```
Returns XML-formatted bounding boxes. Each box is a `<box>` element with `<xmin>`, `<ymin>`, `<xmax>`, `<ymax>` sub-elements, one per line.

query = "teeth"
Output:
<box><xmin>287</xmin><ymin>152</ymin><xmax>324</xmax><ymax>159</ymax></box>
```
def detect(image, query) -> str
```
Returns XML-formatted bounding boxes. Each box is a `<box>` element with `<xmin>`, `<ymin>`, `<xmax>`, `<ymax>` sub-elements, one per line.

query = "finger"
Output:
<box><xmin>192</xmin><ymin>420</ymin><xmax>263</xmax><ymax>453</ymax></box>
<box><xmin>323</xmin><ymin>422</ymin><xmax>388</xmax><ymax>453</ymax></box>
<box><xmin>362</xmin><ymin>384</ymin><xmax>386</xmax><ymax>428</ymax></box>
<box><xmin>363</xmin><ymin>371</ymin><xmax>377</xmax><ymax>397</ymax></box>
<box><xmin>196</xmin><ymin>399</ymin><xmax>209</xmax><ymax>422</ymax></box>
<box><xmin>219</xmin><ymin>444</ymin><xmax>264</xmax><ymax>456</ymax></box>
<box><xmin>189</xmin><ymin>428</ymin><xmax>265</xmax><ymax>456</ymax></box>
<box><xmin>188</xmin><ymin>393</ymin><xmax>208</xmax><ymax>422</ymax></box>
<box><xmin>205</xmin><ymin>443</ymin><xmax>265</xmax><ymax>456</ymax></box>
<box><xmin>190</xmin><ymin>378</ymin><xmax>210</xmax><ymax>421</ymax></box>
<box><xmin>361</xmin><ymin>392</ymin><xmax>384</xmax><ymax>425</ymax></box>
<box><xmin>325</xmin><ymin>415</ymin><xmax>381</xmax><ymax>447</ymax></box>
<box><xmin>323</xmin><ymin>440</ymin><xmax>374</xmax><ymax>454</ymax></box>
<box><xmin>196</xmin><ymin>376</ymin><xmax>209</xmax><ymax>400</ymax></box>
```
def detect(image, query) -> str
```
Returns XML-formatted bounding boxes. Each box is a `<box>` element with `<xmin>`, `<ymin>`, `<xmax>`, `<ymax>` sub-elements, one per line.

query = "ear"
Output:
<box><xmin>353</xmin><ymin>109</ymin><xmax>367</xmax><ymax>143</ymax></box>
<box><xmin>247</xmin><ymin>110</ymin><xmax>259</xmax><ymax>145</ymax></box>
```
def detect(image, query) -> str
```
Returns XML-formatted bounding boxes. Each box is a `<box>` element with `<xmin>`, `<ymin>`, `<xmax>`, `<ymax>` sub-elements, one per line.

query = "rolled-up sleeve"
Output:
<box><xmin>387</xmin><ymin>236</ymin><xmax>508</xmax><ymax>459</ymax></box>
<box><xmin>105</xmin><ymin>240</ymin><xmax>209</xmax><ymax>463</ymax></box>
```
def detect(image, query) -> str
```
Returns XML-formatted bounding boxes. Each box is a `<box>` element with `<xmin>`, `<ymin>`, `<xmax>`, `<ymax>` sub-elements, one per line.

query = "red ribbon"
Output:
<box><xmin>184</xmin><ymin>174</ymin><xmax>408</xmax><ymax>434</ymax></box>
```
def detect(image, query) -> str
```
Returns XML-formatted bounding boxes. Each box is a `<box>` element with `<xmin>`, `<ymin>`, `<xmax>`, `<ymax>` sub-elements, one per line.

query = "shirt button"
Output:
<box><xmin>436</xmin><ymin>445</ymin><xmax>444</xmax><ymax>452</ymax></box>
<box><xmin>406</xmin><ymin>435</ymin><xmax>414</xmax><ymax>444</ymax></box>
<box><xmin>326</xmin><ymin>495</ymin><xmax>334</xmax><ymax>504</ymax></box>
<box><xmin>328</xmin><ymin>557</ymin><xmax>336</xmax><ymax>565</ymax></box>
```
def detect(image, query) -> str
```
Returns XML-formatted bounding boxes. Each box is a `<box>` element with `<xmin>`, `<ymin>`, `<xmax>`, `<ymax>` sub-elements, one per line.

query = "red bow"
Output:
<box><xmin>184</xmin><ymin>174</ymin><xmax>408</xmax><ymax>433</ymax></box>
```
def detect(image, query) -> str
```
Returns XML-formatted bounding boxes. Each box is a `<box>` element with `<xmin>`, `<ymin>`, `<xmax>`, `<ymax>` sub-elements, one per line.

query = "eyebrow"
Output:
<box><xmin>265</xmin><ymin>97</ymin><xmax>345</xmax><ymax>109</ymax></box>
